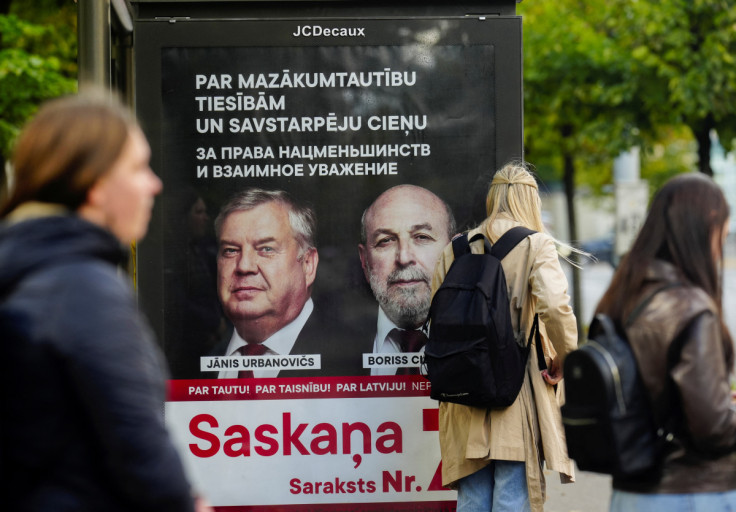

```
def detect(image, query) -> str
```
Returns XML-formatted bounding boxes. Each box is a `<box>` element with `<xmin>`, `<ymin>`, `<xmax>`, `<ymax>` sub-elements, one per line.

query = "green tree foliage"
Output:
<box><xmin>618</xmin><ymin>0</ymin><xmax>736</xmax><ymax>175</ymax></box>
<box><xmin>520</xmin><ymin>0</ymin><xmax>639</xmax><ymax>331</ymax></box>
<box><xmin>520</xmin><ymin>0</ymin><xmax>736</xmax><ymax>332</ymax></box>
<box><xmin>521</xmin><ymin>0</ymin><xmax>736</xmax><ymax>180</ymax></box>
<box><xmin>0</xmin><ymin>1</ymin><xmax>77</xmax><ymax>175</ymax></box>
<box><xmin>520</xmin><ymin>0</ymin><xmax>645</xmax><ymax>187</ymax></box>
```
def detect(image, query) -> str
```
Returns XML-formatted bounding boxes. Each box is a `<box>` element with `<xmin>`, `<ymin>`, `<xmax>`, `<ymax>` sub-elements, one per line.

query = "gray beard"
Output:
<box><xmin>368</xmin><ymin>266</ymin><xmax>431</xmax><ymax>329</ymax></box>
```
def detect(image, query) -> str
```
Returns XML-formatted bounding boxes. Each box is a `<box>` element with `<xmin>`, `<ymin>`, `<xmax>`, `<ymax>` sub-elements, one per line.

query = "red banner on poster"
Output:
<box><xmin>166</xmin><ymin>377</ymin><xmax>455</xmax><ymax>510</ymax></box>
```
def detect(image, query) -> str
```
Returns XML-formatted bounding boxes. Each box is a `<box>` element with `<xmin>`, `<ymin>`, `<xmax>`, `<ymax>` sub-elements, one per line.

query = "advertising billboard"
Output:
<box><xmin>131</xmin><ymin>10</ymin><xmax>522</xmax><ymax>510</ymax></box>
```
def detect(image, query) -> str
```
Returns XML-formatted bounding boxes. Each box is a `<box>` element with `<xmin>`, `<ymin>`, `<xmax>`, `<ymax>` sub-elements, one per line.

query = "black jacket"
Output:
<box><xmin>0</xmin><ymin>213</ymin><xmax>194</xmax><ymax>512</ymax></box>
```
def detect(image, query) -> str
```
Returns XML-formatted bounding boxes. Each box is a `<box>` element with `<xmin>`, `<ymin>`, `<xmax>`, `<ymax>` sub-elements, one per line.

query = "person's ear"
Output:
<box><xmin>85</xmin><ymin>180</ymin><xmax>105</xmax><ymax>208</ymax></box>
<box><xmin>76</xmin><ymin>180</ymin><xmax>107</xmax><ymax>226</ymax></box>
<box><xmin>358</xmin><ymin>244</ymin><xmax>370</xmax><ymax>281</ymax></box>
<box><xmin>301</xmin><ymin>247</ymin><xmax>319</xmax><ymax>289</ymax></box>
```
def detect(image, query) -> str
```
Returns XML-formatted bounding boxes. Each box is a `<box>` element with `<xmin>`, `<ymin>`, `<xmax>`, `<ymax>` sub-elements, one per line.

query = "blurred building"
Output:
<box><xmin>712</xmin><ymin>131</ymin><xmax>736</xmax><ymax>233</ymax></box>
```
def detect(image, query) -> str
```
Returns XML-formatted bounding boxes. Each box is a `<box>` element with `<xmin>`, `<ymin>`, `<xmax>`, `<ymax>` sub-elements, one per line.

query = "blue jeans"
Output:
<box><xmin>611</xmin><ymin>489</ymin><xmax>736</xmax><ymax>512</ymax></box>
<box><xmin>456</xmin><ymin>461</ymin><xmax>530</xmax><ymax>512</ymax></box>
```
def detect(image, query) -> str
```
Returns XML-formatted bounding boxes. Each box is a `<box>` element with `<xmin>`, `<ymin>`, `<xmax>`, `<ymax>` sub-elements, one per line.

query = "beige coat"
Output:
<box><xmin>431</xmin><ymin>216</ymin><xmax>578</xmax><ymax>511</ymax></box>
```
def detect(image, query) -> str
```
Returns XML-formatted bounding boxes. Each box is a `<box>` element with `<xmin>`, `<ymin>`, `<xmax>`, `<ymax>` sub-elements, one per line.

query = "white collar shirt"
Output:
<box><xmin>218</xmin><ymin>298</ymin><xmax>314</xmax><ymax>379</ymax></box>
<box><xmin>370</xmin><ymin>307</ymin><xmax>426</xmax><ymax>376</ymax></box>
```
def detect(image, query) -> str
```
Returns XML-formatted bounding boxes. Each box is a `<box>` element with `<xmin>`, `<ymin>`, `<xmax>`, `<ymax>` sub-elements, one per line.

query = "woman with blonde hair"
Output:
<box><xmin>432</xmin><ymin>162</ymin><xmax>578</xmax><ymax>511</ymax></box>
<box><xmin>0</xmin><ymin>92</ymin><xmax>211</xmax><ymax>511</ymax></box>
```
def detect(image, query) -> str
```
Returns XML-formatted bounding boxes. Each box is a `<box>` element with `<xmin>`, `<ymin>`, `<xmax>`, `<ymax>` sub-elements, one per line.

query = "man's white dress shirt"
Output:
<box><xmin>218</xmin><ymin>298</ymin><xmax>313</xmax><ymax>378</ymax></box>
<box><xmin>370</xmin><ymin>307</ymin><xmax>426</xmax><ymax>376</ymax></box>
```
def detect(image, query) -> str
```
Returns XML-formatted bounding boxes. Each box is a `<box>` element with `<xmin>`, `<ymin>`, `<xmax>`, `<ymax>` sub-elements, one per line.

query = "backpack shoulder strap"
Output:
<box><xmin>466</xmin><ymin>232</ymin><xmax>493</xmax><ymax>253</ymax></box>
<box><xmin>456</xmin><ymin>232</ymin><xmax>495</xmax><ymax>257</ymax></box>
<box><xmin>450</xmin><ymin>232</ymin><xmax>471</xmax><ymax>259</ymax></box>
<box><xmin>624</xmin><ymin>282</ymin><xmax>682</xmax><ymax>327</ymax></box>
<box><xmin>489</xmin><ymin>226</ymin><xmax>536</xmax><ymax>260</ymax></box>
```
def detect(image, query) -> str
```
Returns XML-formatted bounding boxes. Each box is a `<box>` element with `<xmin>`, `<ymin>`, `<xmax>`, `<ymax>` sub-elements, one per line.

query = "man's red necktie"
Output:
<box><xmin>389</xmin><ymin>328</ymin><xmax>428</xmax><ymax>375</ymax></box>
<box><xmin>237</xmin><ymin>343</ymin><xmax>268</xmax><ymax>378</ymax></box>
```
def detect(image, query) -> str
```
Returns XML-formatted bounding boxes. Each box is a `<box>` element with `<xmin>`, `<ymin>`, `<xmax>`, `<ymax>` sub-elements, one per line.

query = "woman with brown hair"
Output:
<box><xmin>596</xmin><ymin>173</ymin><xmax>736</xmax><ymax>511</ymax></box>
<box><xmin>0</xmin><ymin>92</ymin><xmax>211</xmax><ymax>511</ymax></box>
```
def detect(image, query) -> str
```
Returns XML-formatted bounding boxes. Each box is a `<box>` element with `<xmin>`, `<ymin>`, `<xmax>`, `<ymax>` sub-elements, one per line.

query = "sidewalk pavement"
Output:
<box><xmin>544</xmin><ymin>468</ymin><xmax>611</xmax><ymax>512</ymax></box>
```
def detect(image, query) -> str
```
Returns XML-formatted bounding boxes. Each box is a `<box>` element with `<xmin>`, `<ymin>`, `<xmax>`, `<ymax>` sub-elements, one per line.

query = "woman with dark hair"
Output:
<box><xmin>596</xmin><ymin>173</ymin><xmax>736</xmax><ymax>511</ymax></box>
<box><xmin>0</xmin><ymin>92</ymin><xmax>212</xmax><ymax>511</ymax></box>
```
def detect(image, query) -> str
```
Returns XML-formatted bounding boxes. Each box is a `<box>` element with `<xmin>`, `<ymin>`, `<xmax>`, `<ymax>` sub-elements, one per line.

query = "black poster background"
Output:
<box><xmin>136</xmin><ymin>17</ymin><xmax>521</xmax><ymax>379</ymax></box>
<box><xmin>130</xmin><ymin>15</ymin><xmax>521</xmax><ymax>509</ymax></box>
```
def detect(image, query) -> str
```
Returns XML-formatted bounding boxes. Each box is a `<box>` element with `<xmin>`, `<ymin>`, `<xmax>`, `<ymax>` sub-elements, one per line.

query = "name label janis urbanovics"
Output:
<box><xmin>293</xmin><ymin>25</ymin><xmax>366</xmax><ymax>38</ymax></box>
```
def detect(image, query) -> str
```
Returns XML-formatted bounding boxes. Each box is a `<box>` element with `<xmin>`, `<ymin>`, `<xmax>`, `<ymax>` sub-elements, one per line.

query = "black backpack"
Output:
<box><xmin>561</xmin><ymin>285</ymin><xmax>679</xmax><ymax>478</ymax></box>
<box><xmin>424</xmin><ymin>227</ymin><xmax>544</xmax><ymax>408</ymax></box>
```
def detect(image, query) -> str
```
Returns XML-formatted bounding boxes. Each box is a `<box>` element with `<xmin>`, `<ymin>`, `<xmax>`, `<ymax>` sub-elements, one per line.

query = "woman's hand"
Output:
<box><xmin>541</xmin><ymin>357</ymin><xmax>563</xmax><ymax>386</ymax></box>
<box><xmin>195</xmin><ymin>496</ymin><xmax>215</xmax><ymax>512</ymax></box>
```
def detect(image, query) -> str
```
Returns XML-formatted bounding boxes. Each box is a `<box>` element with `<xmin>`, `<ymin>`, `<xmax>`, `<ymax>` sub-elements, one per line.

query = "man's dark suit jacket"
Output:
<box><xmin>203</xmin><ymin>305</ymin><xmax>367</xmax><ymax>378</ymax></box>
